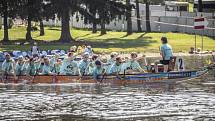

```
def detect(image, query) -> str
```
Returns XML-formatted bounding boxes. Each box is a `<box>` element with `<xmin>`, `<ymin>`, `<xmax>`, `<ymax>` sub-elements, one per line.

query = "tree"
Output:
<box><xmin>47</xmin><ymin>0</ymin><xmax>95</xmax><ymax>42</ymax></box>
<box><xmin>136</xmin><ymin>0</ymin><xmax>142</xmax><ymax>32</ymax></box>
<box><xmin>18</xmin><ymin>0</ymin><xmax>45</xmax><ymax>41</ymax></box>
<box><xmin>0</xmin><ymin>0</ymin><xmax>9</xmax><ymax>42</ymax></box>
<box><xmin>145</xmin><ymin>0</ymin><xmax>151</xmax><ymax>32</ymax></box>
<box><xmin>39</xmin><ymin>20</ymin><xmax>45</xmax><ymax>36</ymax></box>
<box><xmin>83</xmin><ymin>0</ymin><xmax>127</xmax><ymax>35</ymax></box>
<box><xmin>126</xmin><ymin>0</ymin><xmax>133</xmax><ymax>35</ymax></box>
<box><xmin>0</xmin><ymin>0</ymin><xmax>21</xmax><ymax>42</ymax></box>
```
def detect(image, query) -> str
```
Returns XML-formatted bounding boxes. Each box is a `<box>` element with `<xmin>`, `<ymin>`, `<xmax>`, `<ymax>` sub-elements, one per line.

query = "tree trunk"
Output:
<box><xmin>92</xmin><ymin>21</ymin><xmax>97</xmax><ymax>33</ymax></box>
<box><xmin>59</xmin><ymin>9</ymin><xmax>73</xmax><ymax>43</ymax></box>
<box><xmin>100</xmin><ymin>9</ymin><xmax>106</xmax><ymax>35</ymax></box>
<box><xmin>2</xmin><ymin>9</ymin><xmax>9</xmax><ymax>42</ymax></box>
<box><xmin>145</xmin><ymin>0</ymin><xmax>151</xmax><ymax>32</ymax></box>
<box><xmin>100</xmin><ymin>19</ymin><xmax>106</xmax><ymax>35</ymax></box>
<box><xmin>26</xmin><ymin>16</ymin><xmax>33</xmax><ymax>41</ymax></box>
<box><xmin>40</xmin><ymin>20</ymin><xmax>45</xmax><ymax>36</ymax></box>
<box><xmin>126</xmin><ymin>0</ymin><xmax>132</xmax><ymax>35</ymax></box>
<box><xmin>198</xmin><ymin>0</ymin><xmax>203</xmax><ymax>12</ymax></box>
<box><xmin>92</xmin><ymin>13</ymin><xmax>97</xmax><ymax>33</ymax></box>
<box><xmin>136</xmin><ymin>0</ymin><xmax>142</xmax><ymax>32</ymax></box>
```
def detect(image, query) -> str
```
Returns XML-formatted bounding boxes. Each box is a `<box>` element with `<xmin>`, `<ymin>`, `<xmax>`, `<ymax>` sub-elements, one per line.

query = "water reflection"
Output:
<box><xmin>0</xmin><ymin>71</ymin><xmax>215</xmax><ymax>121</ymax></box>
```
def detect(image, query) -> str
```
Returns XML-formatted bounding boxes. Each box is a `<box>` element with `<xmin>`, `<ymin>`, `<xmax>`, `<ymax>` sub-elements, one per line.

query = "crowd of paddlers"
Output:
<box><xmin>1</xmin><ymin>37</ymin><xmax>199</xmax><ymax>81</ymax></box>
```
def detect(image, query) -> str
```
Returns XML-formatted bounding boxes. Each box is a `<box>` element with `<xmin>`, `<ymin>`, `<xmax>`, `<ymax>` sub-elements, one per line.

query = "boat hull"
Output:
<box><xmin>0</xmin><ymin>69</ymin><xmax>207</xmax><ymax>85</ymax></box>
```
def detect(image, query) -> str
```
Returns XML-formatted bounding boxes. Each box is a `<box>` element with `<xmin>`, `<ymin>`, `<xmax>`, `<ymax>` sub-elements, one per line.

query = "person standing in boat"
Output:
<box><xmin>15</xmin><ymin>56</ymin><xmax>26</xmax><ymax>76</ymax></box>
<box><xmin>155</xmin><ymin>37</ymin><xmax>173</xmax><ymax>72</ymax></box>
<box><xmin>125</xmin><ymin>52</ymin><xmax>145</xmax><ymax>74</ymax></box>
<box><xmin>60</xmin><ymin>52</ymin><xmax>79</xmax><ymax>75</ymax></box>
<box><xmin>1</xmin><ymin>53</ymin><xmax>17</xmax><ymax>79</ymax></box>
<box><xmin>79</xmin><ymin>52</ymin><xmax>90</xmax><ymax>76</ymax></box>
<box><xmin>109</xmin><ymin>57</ymin><xmax>124</xmax><ymax>80</ymax></box>
<box><xmin>93</xmin><ymin>60</ymin><xmax>106</xmax><ymax>81</ymax></box>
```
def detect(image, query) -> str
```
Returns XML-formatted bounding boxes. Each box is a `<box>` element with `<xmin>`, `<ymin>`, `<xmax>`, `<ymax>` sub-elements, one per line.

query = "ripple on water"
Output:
<box><xmin>0</xmin><ymin>83</ymin><xmax>215</xmax><ymax>121</ymax></box>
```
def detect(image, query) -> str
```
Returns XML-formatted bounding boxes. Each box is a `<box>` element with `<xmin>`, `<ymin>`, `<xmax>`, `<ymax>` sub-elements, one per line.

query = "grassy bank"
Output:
<box><xmin>0</xmin><ymin>27</ymin><xmax>214</xmax><ymax>53</ymax></box>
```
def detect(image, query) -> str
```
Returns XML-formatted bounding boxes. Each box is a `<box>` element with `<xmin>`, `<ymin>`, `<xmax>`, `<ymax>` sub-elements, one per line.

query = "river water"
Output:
<box><xmin>0</xmin><ymin>69</ymin><xmax>214</xmax><ymax>121</ymax></box>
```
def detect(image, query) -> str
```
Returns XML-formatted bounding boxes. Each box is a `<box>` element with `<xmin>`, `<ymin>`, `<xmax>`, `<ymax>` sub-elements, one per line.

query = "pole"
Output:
<box><xmin>202</xmin><ymin>30</ymin><xmax>203</xmax><ymax>51</ymax></box>
<box><xmin>195</xmin><ymin>30</ymin><xmax>197</xmax><ymax>52</ymax></box>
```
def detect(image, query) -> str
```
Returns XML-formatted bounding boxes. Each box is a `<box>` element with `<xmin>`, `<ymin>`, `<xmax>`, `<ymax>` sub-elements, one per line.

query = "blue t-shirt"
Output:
<box><xmin>160</xmin><ymin>44</ymin><xmax>173</xmax><ymax>60</ymax></box>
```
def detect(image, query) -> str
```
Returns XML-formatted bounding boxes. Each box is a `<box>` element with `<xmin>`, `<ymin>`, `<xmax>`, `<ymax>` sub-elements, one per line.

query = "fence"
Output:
<box><xmin>42</xmin><ymin>11</ymin><xmax>215</xmax><ymax>37</ymax></box>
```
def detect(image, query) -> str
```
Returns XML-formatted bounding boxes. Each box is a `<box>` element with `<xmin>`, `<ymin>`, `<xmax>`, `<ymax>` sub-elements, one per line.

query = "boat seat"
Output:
<box><xmin>149</xmin><ymin>56</ymin><xmax>177</xmax><ymax>72</ymax></box>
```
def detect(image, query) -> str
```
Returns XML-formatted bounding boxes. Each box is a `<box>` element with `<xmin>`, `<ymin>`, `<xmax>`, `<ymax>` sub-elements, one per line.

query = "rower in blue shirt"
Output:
<box><xmin>93</xmin><ymin>60</ymin><xmax>106</xmax><ymax>81</ymax></box>
<box><xmin>79</xmin><ymin>52</ymin><xmax>90</xmax><ymax>76</ymax></box>
<box><xmin>109</xmin><ymin>57</ymin><xmax>124</xmax><ymax>80</ymax></box>
<box><xmin>15</xmin><ymin>56</ymin><xmax>26</xmax><ymax>75</ymax></box>
<box><xmin>1</xmin><ymin>53</ymin><xmax>17</xmax><ymax>80</ymax></box>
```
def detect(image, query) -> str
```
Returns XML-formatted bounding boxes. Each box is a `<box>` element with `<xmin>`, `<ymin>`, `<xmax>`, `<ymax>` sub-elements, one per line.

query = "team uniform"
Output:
<box><xmin>125</xmin><ymin>60</ymin><xmax>143</xmax><ymax>72</ymax></box>
<box><xmin>15</xmin><ymin>62</ymin><xmax>26</xmax><ymax>75</ymax></box>
<box><xmin>160</xmin><ymin>44</ymin><xmax>173</xmax><ymax>65</ymax></box>
<box><xmin>52</xmin><ymin>63</ymin><xmax>61</xmax><ymax>74</ymax></box>
<box><xmin>93</xmin><ymin>67</ymin><xmax>106</xmax><ymax>80</ymax></box>
<box><xmin>25</xmin><ymin>62</ymin><xmax>37</xmax><ymax>76</ymax></box>
<box><xmin>2</xmin><ymin>59</ymin><xmax>15</xmax><ymax>75</ymax></box>
<box><xmin>109</xmin><ymin>63</ymin><xmax>124</xmax><ymax>74</ymax></box>
<box><xmin>60</xmin><ymin>59</ymin><xmax>80</xmax><ymax>75</ymax></box>
<box><xmin>78</xmin><ymin>60</ymin><xmax>90</xmax><ymax>75</ymax></box>
<box><xmin>41</xmin><ymin>64</ymin><xmax>52</xmax><ymax>75</ymax></box>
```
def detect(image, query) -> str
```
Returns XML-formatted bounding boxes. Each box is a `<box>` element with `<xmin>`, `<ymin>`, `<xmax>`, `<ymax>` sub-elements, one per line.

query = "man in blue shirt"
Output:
<box><xmin>155</xmin><ymin>37</ymin><xmax>173</xmax><ymax>72</ymax></box>
<box><xmin>93</xmin><ymin>60</ymin><xmax>106</xmax><ymax>81</ymax></box>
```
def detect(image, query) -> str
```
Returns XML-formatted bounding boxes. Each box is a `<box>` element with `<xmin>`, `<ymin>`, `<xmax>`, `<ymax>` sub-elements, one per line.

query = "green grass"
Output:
<box><xmin>0</xmin><ymin>26</ymin><xmax>214</xmax><ymax>53</ymax></box>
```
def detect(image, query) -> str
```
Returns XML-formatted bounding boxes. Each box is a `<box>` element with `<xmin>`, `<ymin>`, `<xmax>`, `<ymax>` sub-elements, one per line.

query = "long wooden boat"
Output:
<box><xmin>0</xmin><ymin>69</ymin><xmax>208</xmax><ymax>85</ymax></box>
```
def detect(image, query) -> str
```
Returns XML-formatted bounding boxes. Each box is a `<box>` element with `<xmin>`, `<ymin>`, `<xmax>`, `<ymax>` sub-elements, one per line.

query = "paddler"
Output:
<box><xmin>93</xmin><ymin>60</ymin><xmax>106</xmax><ymax>81</ymax></box>
<box><xmin>25</xmin><ymin>58</ymin><xmax>37</xmax><ymax>76</ymax></box>
<box><xmin>40</xmin><ymin>57</ymin><xmax>55</xmax><ymax>75</ymax></box>
<box><xmin>50</xmin><ymin>53</ymin><xmax>60</xmax><ymax>69</ymax></box>
<box><xmin>15</xmin><ymin>56</ymin><xmax>26</xmax><ymax>76</ymax></box>
<box><xmin>109</xmin><ymin>57</ymin><xmax>124</xmax><ymax>80</ymax></box>
<box><xmin>52</xmin><ymin>58</ymin><xmax>62</xmax><ymax>74</ymax></box>
<box><xmin>1</xmin><ymin>53</ymin><xmax>17</xmax><ymax>79</ymax></box>
<box><xmin>88</xmin><ymin>54</ymin><xmax>99</xmax><ymax>74</ymax></box>
<box><xmin>155</xmin><ymin>37</ymin><xmax>173</xmax><ymax>72</ymax></box>
<box><xmin>107</xmin><ymin>52</ymin><xmax>118</xmax><ymax>65</ymax></box>
<box><xmin>60</xmin><ymin>52</ymin><xmax>80</xmax><ymax>75</ymax></box>
<box><xmin>78</xmin><ymin>52</ymin><xmax>90</xmax><ymax>76</ymax></box>
<box><xmin>125</xmin><ymin>52</ymin><xmax>145</xmax><ymax>74</ymax></box>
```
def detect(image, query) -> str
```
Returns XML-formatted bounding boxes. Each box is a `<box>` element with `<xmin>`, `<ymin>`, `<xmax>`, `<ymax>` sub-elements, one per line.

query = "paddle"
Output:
<box><xmin>97</xmin><ymin>68</ymin><xmax>106</xmax><ymax>83</ymax></box>
<box><xmin>78</xmin><ymin>63</ymin><xmax>90</xmax><ymax>82</ymax></box>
